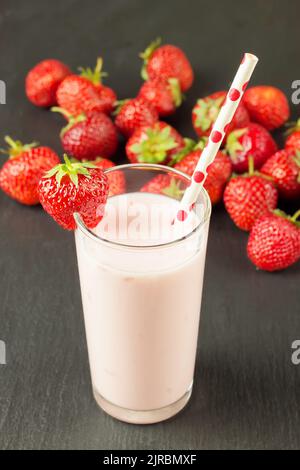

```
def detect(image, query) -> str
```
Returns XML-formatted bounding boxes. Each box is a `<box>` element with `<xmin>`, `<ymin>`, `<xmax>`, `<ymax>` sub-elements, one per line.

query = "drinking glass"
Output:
<box><xmin>74</xmin><ymin>164</ymin><xmax>211</xmax><ymax>424</ymax></box>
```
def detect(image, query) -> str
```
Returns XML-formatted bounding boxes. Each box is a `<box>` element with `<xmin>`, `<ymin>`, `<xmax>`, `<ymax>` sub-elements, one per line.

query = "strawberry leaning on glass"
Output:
<box><xmin>38</xmin><ymin>155</ymin><xmax>109</xmax><ymax>230</ymax></box>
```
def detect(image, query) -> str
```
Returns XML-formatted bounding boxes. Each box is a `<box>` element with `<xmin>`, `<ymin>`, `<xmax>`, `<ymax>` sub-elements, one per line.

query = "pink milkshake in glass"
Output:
<box><xmin>74</xmin><ymin>164</ymin><xmax>211</xmax><ymax>424</ymax></box>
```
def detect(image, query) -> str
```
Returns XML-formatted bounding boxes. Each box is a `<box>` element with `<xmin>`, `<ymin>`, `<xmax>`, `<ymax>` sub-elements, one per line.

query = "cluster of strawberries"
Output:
<box><xmin>0</xmin><ymin>38</ymin><xmax>299</xmax><ymax>272</ymax></box>
<box><xmin>190</xmin><ymin>86</ymin><xmax>300</xmax><ymax>272</ymax></box>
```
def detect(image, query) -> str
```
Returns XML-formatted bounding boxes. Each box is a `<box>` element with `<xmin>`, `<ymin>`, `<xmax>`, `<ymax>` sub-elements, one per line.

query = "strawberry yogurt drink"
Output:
<box><xmin>74</xmin><ymin>164</ymin><xmax>211</xmax><ymax>424</ymax></box>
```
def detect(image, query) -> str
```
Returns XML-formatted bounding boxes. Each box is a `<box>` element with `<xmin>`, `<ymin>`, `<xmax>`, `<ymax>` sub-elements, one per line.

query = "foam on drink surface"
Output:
<box><xmin>95</xmin><ymin>192</ymin><xmax>201</xmax><ymax>247</ymax></box>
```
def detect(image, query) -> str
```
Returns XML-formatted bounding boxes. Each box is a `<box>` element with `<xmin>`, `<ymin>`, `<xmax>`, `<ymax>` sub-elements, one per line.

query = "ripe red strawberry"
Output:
<box><xmin>93</xmin><ymin>157</ymin><xmax>126</xmax><ymax>196</ymax></box>
<box><xmin>243</xmin><ymin>86</ymin><xmax>290</xmax><ymax>130</ymax></box>
<box><xmin>226</xmin><ymin>123</ymin><xmax>277</xmax><ymax>173</ymax></box>
<box><xmin>140</xmin><ymin>174</ymin><xmax>183</xmax><ymax>199</ymax></box>
<box><xmin>53</xmin><ymin>108</ymin><xmax>118</xmax><ymax>161</ymax></box>
<box><xmin>95</xmin><ymin>85</ymin><xmax>117</xmax><ymax>115</ymax></box>
<box><xmin>56</xmin><ymin>58</ymin><xmax>116</xmax><ymax>116</ymax></box>
<box><xmin>223</xmin><ymin>159</ymin><xmax>278</xmax><ymax>231</ymax></box>
<box><xmin>25</xmin><ymin>59</ymin><xmax>71</xmax><ymax>107</ymax></box>
<box><xmin>140</xmin><ymin>38</ymin><xmax>194</xmax><ymax>92</ymax></box>
<box><xmin>126</xmin><ymin>121</ymin><xmax>184</xmax><ymax>164</ymax></box>
<box><xmin>38</xmin><ymin>155</ymin><xmax>108</xmax><ymax>230</ymax></box>
<box><xmin>247</xmin><ymin>210</ymin><xmax>300</xmax><ymax>271</ymax></box>
<box><xmin>285</xmin><ymin>119</ymin><xmax>300</xmax><ymax>152</ymax></box>
<box><xmin>174</xmin><ymin>146</ymin><xmax>232</xmax><ymax>205</ymax></box>
<box><xmin>0</xmin><ymin>137</ymin><xmax>60</xmax><ymax>205</ymax></box>
<box><xmin>114</xmin><ymin>97</ymin><xmax>158</xmax><ymax>138</ymax></box>
<box><xmin>138</xmin><ymin>77</ymin><xmax>182</xmax><ymax>116</ymax></box>
<box><xmin>261</xmin><ymin>149</ymin><xmax>300</xmax><ymax>200</ymax></box>
<box><xmin>192</xmin><ymin>91</ymin><xmax>250</xmax><ymax>138</ymax></box>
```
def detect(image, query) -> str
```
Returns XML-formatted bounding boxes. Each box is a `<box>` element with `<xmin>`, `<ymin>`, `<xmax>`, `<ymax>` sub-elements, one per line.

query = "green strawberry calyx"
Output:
<box><xmin>285</xmin><ymin>118</ymin><xmax>300</xmax><ymax>136</ymax></box>
<box><xmin>162</xmin><ymin>177</ymin><xmax>184</xmax><ymax>200</ymax></box>
<box><xmin>194</xmin><ymin>96</ymin><xmax>224</xmax><ymax>131</ymax></box>
<box><xmin>139</xmin><ymin>37</ymin><xmax>162</xmax><ymax>80</ymax></box>
<box><xmin>168</xmin><ymin>78</ymin><xmax>182</xmax><ymax>107</ymax></box>
<box><xmin>130</xmin><ymin>125</ymin><xmax>178</xmax><ymax>163</ymax></box>
<box><xmin>0</xmin><ymin>136</ymin><xmax>38</xmax><ymax>159</ymax></box>
<box><xmin>225</xmin><ymin>128</ymin><xmax>247</xmax><ymax>162</ymax></box>
<box><xmin>247</xmin><ymin>155</ymin><xmax>273</xmax><ymax>181</ymax></box>
<box><xmin>112</xmin><ymin>99</ymin><xmax>130</xmax><ymax>116</ymax></box>
<box><xmin>195</xmin><ymin>137</ymin><xmax>208</xmax><ymax>150</ymax></box>
<box><xmin>44</xmin><ymin>154</ymin><xmax>97</xmax><ymax>187</ymax></box>
<box><xmin>51</xmin><ymin>107</ymin><xmax>86</xmax><ymax>136</ymax></box>
<box><xmin>230</xmin><ymin>155</ymin><xmax>274</xmax><ymax>182</ymax></box>
<box><xmin>169</xmin><ymin>138</ymin><xmax>197</xmax><ymax>166</ymax></box>
<box><xmin>273</xmin><ymin>208</ymin><xmax>300</xmax><ymax>228</ymax></box>
<box><xmin>78</xmin><ymin>57</ymin><xmax>108</xmax><ymax>86</ymax></box>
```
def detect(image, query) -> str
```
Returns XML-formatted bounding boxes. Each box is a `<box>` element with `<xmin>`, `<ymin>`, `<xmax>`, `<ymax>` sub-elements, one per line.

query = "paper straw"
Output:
<box><xmin>176</xmin><ymin>53</ymin><xmax>259</xmax><ymax>223</ymax></box>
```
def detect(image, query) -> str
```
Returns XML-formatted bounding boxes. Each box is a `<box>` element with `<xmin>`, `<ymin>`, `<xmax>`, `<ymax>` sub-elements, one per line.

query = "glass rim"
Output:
<box><xmin>74</xmin><ymin>163</ymin><xmax>212</xmax><ymax>250</ymax></box>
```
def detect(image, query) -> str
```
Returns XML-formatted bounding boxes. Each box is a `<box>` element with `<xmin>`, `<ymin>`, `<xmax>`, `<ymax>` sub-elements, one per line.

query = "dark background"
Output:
<box><xmin>0</xmin><ymin>0</ymin><xmax>300</xmax><ymax>450</ymax></box>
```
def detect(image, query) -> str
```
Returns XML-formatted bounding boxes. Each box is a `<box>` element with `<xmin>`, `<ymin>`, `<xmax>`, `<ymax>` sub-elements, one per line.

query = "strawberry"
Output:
<box><xmin>140</xmin><ymin>38</ymin><xmax>194</xmax><ymax>92</ymax></box>
<box><xmin>95</xmin><ymin>85</ymin><xmax>117</xmax><ymax>115</ymax></box>
<box><xmin>285</xmin><ymin>119</ymin><xmax>300</xmax><ymax>152</ymax></box>
<box><xmin>243</xmin><ymin>86</ymin><xmax>290</xmax><ymax>130</ymax></box>
<box><xmin>225</xmin><ymin>123</ymin><xmax>277</xmax><ymax>173</ymax></box>
<box><xmin>261</xmin><ymin>149</ymin><xmax>300</xmax><ymax>200</ymax></box>
<box><xmin>174</xmin><ymin>144</ymin><xmax>232</xmax><ymax>205</ymax></box>
<box><xmin>56</xmin><ymin>58</ymin><xmax>116</xmax><ymax>116</ymax></box>
<box><xmin>0</xmin><ymin>137</ymin><xmax>60</xmax><ymax>205</ymax></box>
<box><xmin>25</xmin><ymin>59</ymin><xmax>71</xmax><ymax>107</ymax></box>
<box><xmin>247</xmin><ymin>210</ymin><xmax>300</xmax><ymax>271</ymax></box>
<box><xmin>38</xmin><ymin>155</ymin><xmax>108</xmax><ymax>230</ymax></box>
<box><xmin>138</xmin><ymin>77</ymin><xmax>182</xmax><ymax>116</ymax></box>
<box><xmin>52</xmin><ymin>108</ymin><xmax>118</xmax><ymax>161</ymax></box>
<box><xmin>140</xmin><ymin>174</ymin><xmax>183</xmax><ymax>199</ymax></box>
<box><xmin>126</xmin><ymin>121</ymin><xmax>184</xmax><ymax>164</ymax></box>
<box><xmin>93</xmin><ymin>157</ymin><xmax>126</xmax><ymax>196</ymax></box>
<box><xmin>192</xmin><ymin>91</ymin><xmax>250</xmax><ymax>138</ymax></box>
<box><xmin>223</xmin><ymin>158</ymin><xmax>278</xmax><ymax>231</ymax></box>
<box><xmin>114</xmin><ymin>97</ymin><xmax>158</xmax><ymax>138</ymax></box>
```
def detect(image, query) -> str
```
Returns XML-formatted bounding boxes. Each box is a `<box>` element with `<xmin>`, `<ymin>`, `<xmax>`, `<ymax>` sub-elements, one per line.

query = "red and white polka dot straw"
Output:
<box><xmin>176</xmin><ymin>53</ymin><xmax>259</xmax><ymax>223</ymax></box>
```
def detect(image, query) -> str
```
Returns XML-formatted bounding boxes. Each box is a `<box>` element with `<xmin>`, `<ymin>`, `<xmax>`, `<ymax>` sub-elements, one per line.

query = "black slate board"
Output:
<box><xmin>0</xmin><ymin>0</ymin><xmax>300</xmax><ymax>450</ymax></box>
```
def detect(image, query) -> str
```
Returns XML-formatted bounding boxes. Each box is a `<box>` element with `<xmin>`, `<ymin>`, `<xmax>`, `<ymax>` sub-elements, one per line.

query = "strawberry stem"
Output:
<box><xmin>285</xmin><ymin>118</ymin><xmax>300</xmax><ymax>136</ymax></box>
<box><xmin>51</xmin><ymin>107</ymin><xmax>86</xmax><ymax>136</ymax></box>
<box><xmin>195</xmin><ymin>137</ymin><xmax>208</xmax><ymax>150</ymax></box>
<box><xmin>291</xmin><ymin>209</ymin><xmax>300</xmax><ymax>223</ymax></box>
<box><xmin>0</xmin><ymin>136</ymin><xmax>38</xmax><ymax>159</ymax></box>
<box><xmin>273</xmin><ymin>208</ymin><xmax>300</xmax><ymax>228</ymax></box>
<box><xmin>248</xmin><ymin>155</ymin><xmax>254</xmax><ymax>175</ymax></box>
<box><xmin>168</xmin><ymin>78</ymin><xmax>182</xmax><ymax>107</ymax></box>
<box><xmin>78</xmin><ymin>57</ymin><xmax>108</xmax><ymax>85</ymax></box>
<box><xmin>51</xmin><ymin>106</ymin><xmax>72</xmax><ymax>120</ymax></box>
